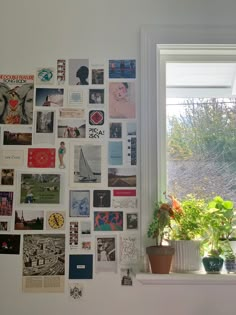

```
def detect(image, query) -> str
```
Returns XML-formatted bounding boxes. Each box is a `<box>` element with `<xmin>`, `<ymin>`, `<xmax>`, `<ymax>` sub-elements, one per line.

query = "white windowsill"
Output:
<box><xmin>136</xmin><ymin>272</ymin><xmax>236</xmax><ymax>285</ymax></box>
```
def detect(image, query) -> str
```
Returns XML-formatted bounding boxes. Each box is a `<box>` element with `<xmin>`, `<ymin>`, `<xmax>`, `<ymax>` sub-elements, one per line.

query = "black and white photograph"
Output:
<box><xmin>89</xmin><ymin>89</ymin><xmax>104</xmax><ymax>104</ymax></box>
<box><xmin>95</xmin><ymin>236</ymin><xmax>117</xmax><ymax>273</ymax></box>
<box><xmin>121</xmin><ymin>268</ymin><xmax>133</xmax><ymax>286</ymax></box>
<box><xmin>110</xmin><ymin>122</ymin><xmax>122</xmax><ymax>138</ymax></box>
<box><xmin>80</xmin><ymin>221</ymin><xmax>91</xmax><ymax>236</ymax></box>
<box><xmin>126</xmin><ymin>213</ymin><xmax>138</xmax><ymax>230</ymax></box>
<box><xmin>1</xmin><ymin>169</ymin><xmax>14</xmax><ymax>185</ymax></box>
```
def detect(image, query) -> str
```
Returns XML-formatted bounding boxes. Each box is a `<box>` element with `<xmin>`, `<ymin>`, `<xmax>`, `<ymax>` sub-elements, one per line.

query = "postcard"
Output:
<box><xmin>112</xmin><ymin>197</ymin><xmax>137</xmax><ymax>209</ymax></box>
<box><xmin>80</xmin><ymin>221</ymin><xmax>91</xmax><ymax>236</ymax></box>
<box><xmin>0</xmin><ymin>74</ymin><xmax>34</xmax><ymax>125</ymax></box>
<box><xmin>28</xmin><ymin>148</ymin><xmax>56</xmax><ymax>168</ymax></box>
<box><xmin>58</xmin><ymin>119</ymin><xmax>86</xmax><ymax>138</ymax></box>
<box><xmin>59</xmin><ymin>108</ymin><xmax>85</xmax><ymax>119</ymax></box>
<box><xmin>15</xmin><ymin>210</ymin><xmax>44</xmax><ymax>230</ymax></box>
<box><xmin>126</xmin><ymin>213</ymin><xmax>138</xmax><ymax>230</ymax></box>
<box><xmin>93</xmin><ymin>190</ymin><xmax>111</xmax><ymax>207</ymax></box>
<box><xmin>69</xmin><ymin>59</ymin><xmax>89</xmax><ymax>86</ymax></box>
<box><xmin>0</xmin><ymin>191</ymin><xmax>13</xmax><ymax>216</ymax></box>
<box><xmin>46</xmin><ymin>211</ymin><xmax>65</xmax><ymax>230</ymax></box>
<box><xmin>18</xmin><ymin>173</ymin><xmax>61</xmax><ymax>205</ymax></box>
<box><xmin>91</xmin><ymin>68</ymin><xmax>104</xmax><ymax>85</ymax></box>
<box><xmin>36</xmin><ymin>67</ymin><xmax>55</xmax><ymax>85</ymax></box>
<box><xmin>113</xmin><ymin>189</ymin><xmax>136</xmax><ymax>197</ymax></box>
<box><xmin>108</xmin><ymin>168</ymin><xmax>136</xmax><ymax>187</ymax></box>
<box><xmin>0</xmin><ymin>150</ymin><xmax>24</xmax><ymax>167</ymax></box>
<box><xmin>3</xmin><ymin>127</ymin><xmax>32</xmax><ymax>145</ymax></box>
<box><xmin>35</xmin><ymin>88</ymin><xmax>64</xmax><ymax>107</ymax></box>
<box><xmin>95</xmin><ymin>236</ymin><xmax>117</xmax><ymax>273</ymax></box>
<box><xmin>109</xmin><ymin>82</ymin><xmax>135</xmax><ymax>119</ymax></box>
<box><xmin>108</xmin><ymin>141</ymin><xmax>123</xmax><ymax>165</ymax></box>
<box><xmin>94</xmin><ymin>211</ymin><xmax>123</xmax><ymax>231</ymax></box>
<box><xmin>89</xmin><ymin>89</ymin><xmax>104</xmax><ymax>104</ymax></box>
<box><xmin>0</xmin><ymin>234</ymin><xmax>20</xmax><ymax>254</ymax></box>
<box><xmin>68</xmin><ymin>87</ymin><xmax>88</xmax><ymax>106</ymax></box>
<box><xmin>69</xmin><ymin>190</ymin><xmax>90</xmax><ymax>217</ymax></box>
<box><xmin>57</xmin><ymin>59</ymin><xmax>66</xmax><ymax>84</ymax></box>
<box><xmin>109</xmin><ymin>59</ymin><xmax>136</xmax><ymax>79</ymax></box>
<box><xmin>69</xmin><ymin>282</ymin><xmax>84</xmax><ymax>300</ymax></box>
<box><xmin>69</xmin><ymin>254</ymin><xmax>93</xmax><ymax>279</ymax></box>
<box><xmin>1</xmin><ymin>169</ymin><xmax>14</xmax><ymax>185</ymax></box>
<box><xmin>110</xmin><ymin>122</ymin><xmax>122</xmax><ymax>138</ymax></box>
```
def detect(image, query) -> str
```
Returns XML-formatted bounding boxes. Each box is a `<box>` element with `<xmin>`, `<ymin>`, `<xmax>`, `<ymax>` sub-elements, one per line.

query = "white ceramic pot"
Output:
<box><xmin>170</xmin><ymin>240</ymin><xmax>201</xmax><ymax>273</ymax></box>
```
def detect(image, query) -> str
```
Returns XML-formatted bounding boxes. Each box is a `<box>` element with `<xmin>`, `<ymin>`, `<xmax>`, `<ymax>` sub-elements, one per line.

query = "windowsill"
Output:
<box><xmin>136</xmin><ymin>272</ymin><xmax>236</xmax><ymax>285</ymax></box>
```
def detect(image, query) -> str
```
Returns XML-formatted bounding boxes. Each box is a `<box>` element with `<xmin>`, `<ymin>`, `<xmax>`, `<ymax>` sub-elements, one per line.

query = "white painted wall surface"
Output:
<box><xmin>1</xmin><ymin>1</ymin><xmax>236</xmax><ymax>314</ymax></box>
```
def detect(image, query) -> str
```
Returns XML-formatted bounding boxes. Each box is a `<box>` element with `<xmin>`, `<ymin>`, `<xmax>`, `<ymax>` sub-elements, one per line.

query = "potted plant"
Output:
<box><xmin>169</xmin><ymin>194</ymin><xmax>205</xmax><ymax>273</ymax></box>
<box><xmin>201</xmin><ymin>196</ymin><xmax>234</xmax><ymax>274</ymax></box>
<box><xmin>146</xmin><ymin>198</ymin><xmax>175</xmax><ymax>274</ymax></box>
<box><xmin>222</xmin><ymin>240</ymin><xmax>236</xmax><ymax>273</ymax></box>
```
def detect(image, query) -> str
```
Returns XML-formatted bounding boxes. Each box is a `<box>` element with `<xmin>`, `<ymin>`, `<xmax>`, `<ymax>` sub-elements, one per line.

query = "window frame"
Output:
<box><xmin>140</xmin><ymin>25</ymin><xmax>236</xmax><ymax>252</ymax></box>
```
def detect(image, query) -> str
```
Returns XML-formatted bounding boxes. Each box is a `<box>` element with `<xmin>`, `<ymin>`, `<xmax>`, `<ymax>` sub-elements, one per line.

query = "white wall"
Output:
<box><xmin>1</xmin><ymin>1</ymin><xmax>236</xmax><ymax>315</ymax></box>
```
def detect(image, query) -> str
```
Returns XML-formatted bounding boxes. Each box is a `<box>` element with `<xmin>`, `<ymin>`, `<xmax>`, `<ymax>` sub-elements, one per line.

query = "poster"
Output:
<box><xmin>95</xmin><ymin>236</ymin><xmax>117</xmax><ymax>273</ymax></box>
<box><xmin>0</xmin><ymin>74</ymin><xmax>34</xmax><ymax>124</ymax></box>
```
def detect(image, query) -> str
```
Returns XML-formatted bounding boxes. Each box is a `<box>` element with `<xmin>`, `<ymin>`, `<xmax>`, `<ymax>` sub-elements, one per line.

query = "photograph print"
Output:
<box><xmin>108</xmin><ymin>168</ymin><xmax>136</xmax><ymax>187</ymax></box>
<box><xmin>96</xmin><ymin>236</ymin><xmax>117</xmax><ymax>273</ymax></box>
<box><xmin>15</xmin><ymin>210</ymin><xmax>44</xmax><ymax>230</ymax></box>
<box><xmin>89</xmin><ymin>89</ymin><xmax>104</xmax><ymax>104</ymax></box>
<box><xmin>72</xmin><ymin>143</ymin><xmax>102</xmax><ymax>185</ymax></box>
<box><xmin>35</xmin><ymin>88</ymin><xmax>64</xmax><ymax>107</ymax></box>
<box><xmin>109</xmin><ymin>59</ymin><xmax>136</xmax><ymax>79</ymax></box>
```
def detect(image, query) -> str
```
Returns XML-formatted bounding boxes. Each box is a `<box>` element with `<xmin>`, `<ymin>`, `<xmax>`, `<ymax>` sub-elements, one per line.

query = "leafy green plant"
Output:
<box><xmin>147</xmin><ymin>200</ymin><xmax>173</xmax><ymax>246</ymax></box>
<box><xmin>170</xmin><ymin>194</ymin><xmax>205</xmax><ymax>240</ymax></box>
<box><xmin>201</xmin><ymin>196</ymin><xmax>234</xmax><ymax>257</ymax></box>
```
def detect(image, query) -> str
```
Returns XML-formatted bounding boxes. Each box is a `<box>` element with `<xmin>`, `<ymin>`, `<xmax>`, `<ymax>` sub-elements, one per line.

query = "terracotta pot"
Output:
<box><xmin>146</xmin><ymin>246</ymin><xmax>175</xmax><ymax>274</ymax></box>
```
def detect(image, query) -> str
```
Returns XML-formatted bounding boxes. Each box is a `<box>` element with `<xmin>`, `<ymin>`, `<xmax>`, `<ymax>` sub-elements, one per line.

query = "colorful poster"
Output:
<box><xmin>94</xmin><ymin>211</ymin><xmax>123</xmax><ymax>231</ymax></box>
<box><xmin>0</xmin><ymin>74</ymin><xmax>34</xmax><ymax>124</ymax></box>
<box><xmin>0</xmin><ymin>191</ymin><xmax>13</xmax><ymax>216</ymax></box>
<box><xmin>109</xmin><ymin>59</ymin><xmax>136</xmax><ymax>79</ymax></box>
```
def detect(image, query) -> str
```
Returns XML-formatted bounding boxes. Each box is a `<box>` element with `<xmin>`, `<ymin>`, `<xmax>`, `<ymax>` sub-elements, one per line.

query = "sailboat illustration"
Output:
<box><xmin>79</xmin><ymin>148</ymin><xmax>97</xmax><ymax>182</ymax></box>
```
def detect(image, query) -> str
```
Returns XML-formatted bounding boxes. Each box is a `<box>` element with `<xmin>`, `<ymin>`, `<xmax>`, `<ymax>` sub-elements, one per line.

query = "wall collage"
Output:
<box><xmin>0</xmin><ymin>58</ymin><xmax>139</xmax><ymax>298</ymax></box>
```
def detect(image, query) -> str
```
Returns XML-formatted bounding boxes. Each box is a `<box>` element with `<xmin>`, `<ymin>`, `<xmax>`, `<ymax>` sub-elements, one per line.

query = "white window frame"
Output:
<box><xmin>140</xmin><ymin>25</ymin><xmax>236</xmax><ymax>253</ymax></box>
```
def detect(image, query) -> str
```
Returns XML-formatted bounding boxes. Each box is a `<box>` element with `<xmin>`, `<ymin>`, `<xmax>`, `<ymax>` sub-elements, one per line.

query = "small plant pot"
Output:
<box><xmin>225</xmin><ymin>259</ymin><xmax>236</xmax><ymax>274</ymax></box>
<box><xmin>146</xmin><ymin>246</ymin><xmax>175</xmax><ymax>274</ymax></box>
<box><xmin>202</xmin><ymin>256</ymin><xmax>224</xmax><ymax>274</ymax></box>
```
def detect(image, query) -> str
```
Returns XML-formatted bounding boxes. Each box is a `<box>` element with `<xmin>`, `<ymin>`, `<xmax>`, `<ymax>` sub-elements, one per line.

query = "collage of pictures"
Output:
<box><xmin>0</xmin><ymin>58</ymin><xmax>139</xmax><ymax>296</ymax></box>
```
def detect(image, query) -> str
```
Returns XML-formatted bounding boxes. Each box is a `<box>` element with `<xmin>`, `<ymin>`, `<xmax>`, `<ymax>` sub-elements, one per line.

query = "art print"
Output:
<box><xmin>0</xmin><ymin>234</ymin><xmax>20</xmax><ymax>254</ymax></box>
<box><xmin>69</xmin><ymin>59</ymin><xmax>89</xmax><ymax>86</ymax></box>
<box><xmin>95</xmin><ymin>236</ymin><xmax>117</xmax><ymax>273</ymax></box>
<box><xmin>71</xmin><ymin>143</ymin><xmax>104</xmax><ymax>186</ymax></box>
<box><xmin>1</xmin><ymin>169</ymin><xmax>14</xmax><ymax>185</ymax></box>
<box><xmin>68</xmin><ymin>88</ymin><xmax>87</xmax><ymax>106</ymax></box>
<box><xmin>109</xmin><ymin>82</ymin><xmax>135</xmax><ymax>119</ymax></box>
<box><xmin>69</xmin><ymin>254</ymin><xmax>93</xmax><ymax>279</ymax></box>
<box><xmin>110</xmin><ymin>122</ymin><xmax>122</xmax><ymax>138</ymax></box>
<box><xmin>0</xmin><ymin>74</ymin><xmax>34</xmax><ymax>125</ymax></box>
<box><xmin>27</xmin><ymin>148</ymin><xmax>56</xmax><ymax>168</ymax></box>
<box><xmin>58</xmin><ymin>119</ymin><xmax>86</xmax><ymax>138</ymax></box>
<box><xmin>112</xmin><ymin>197</ymin><xmax>137</xmax><ymax>209</ymax></box>
<box><xmin>59</xmin><ymin>108</ymin><xmax>85</xmax><ymax>119</ymax></box>
<box><xmin>93</xmin><ymin>190</ymin><xmax>111</xmax><ymax>207</ymax></box>
<box><xmin>108</xmin><ymin>168</ymin><xmax>136</xmax><ymax>187</ymax></box>
<box><xmin>46</xmin><ymin>211</ymin><xmax>65</xmax><ymax>230</ymax></box>
<box><xmin>89</xmin><ymin>110</ymin><xmax>104</xmax><ymax>125</ymax></box>
<box><xmin>91</xmin><ymin>68</ymin><xmax>104</xmax><ymax>85</ymax></box>
<box><xmin>81</xmin><ymin>241</ymin><xmax>91</xmax><ymax>250</ymax></box>
<box><xmin>15</xmin><ymin>210</ymin><xmax>44</xmax><ymax>230</ymax></box>
<box><xmin>69</xmin><ymin>190</ymin><xmax>90</xmax><ymax>217</ymax></box>
<box><xmin>127</xmin><ymin>122</ymin><xmax>136</xmax><ymax>136</ymax></box>
<box><xmin>108</xmin><ymin>141</ymin><xmax>123</xmax><ymax>165</ymax></box>
<box><xmin>19</xmin><ymin>173</ymin><xmax>61</xmax><ymax>205</ymax></box>
<box><xmin>89</xmin><ymin>89</ymin><xmax>104</xmax><ymax>104</ymax></box>
<box><xmin>94</xmin><ymin>211</ymin><xmax>123</xmax><ymax>231</ymax></box>
<box><xmin>120</xmin><ymin>234</ymin><xmax>139</xmax><ymax>264</ymax></box>
<box><xmin>36</xmin><ymin>111</ymin><xmax>54</xmax><ymax>133</ymax></box>
<box><xmin>109</xmin><ymin>59</ymin><xmax>136</xmax><ymax>79</ymax></box>
<box><xmin>0</xmin><ymin>191</ymin><xmax>13</xmax><ymax>216</ymax></box>
<box><xmin>35</xmin><ymin>88</ymin><xmax>64</xmax><ymax>107</ymax></box>
<box><xmin>113</xmin><ymin>189</ymin><xmax>136</xmax><ymax>197</ymax></box>
<box><xmin>3</xmin><ymin>127</ymin><xmax>32</xmax><ymax>145</ymax></box>
<box><xmin>36</xmin><ymin>67</ymin><xmax>55</xmax><ymax>85</ymax></box>
<box><xmin>0</xmin><ymin>150</ymin><xmax>24</xmax><ymax>167</ymax></box>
